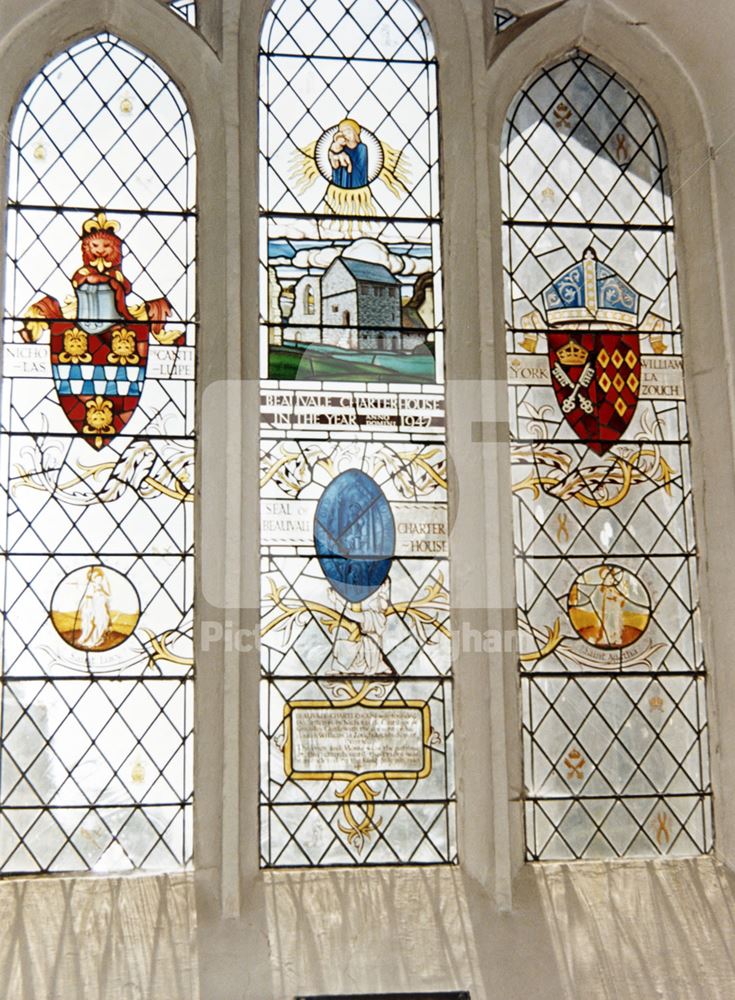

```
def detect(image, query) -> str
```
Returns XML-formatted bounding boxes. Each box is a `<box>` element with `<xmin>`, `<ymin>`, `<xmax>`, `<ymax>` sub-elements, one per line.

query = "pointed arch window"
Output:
<box><xmin>501</xmin><ymin>51</ymin><xmax>712</xmax><ymax>860</ymax></box>
<box><xmin>0</xmin><ymin>33</ymin><xmax>196</xmax><ymax>873</ymax></box>
<box><xmin>259</xmin><ymin>0</ymin><xmax>455</xmax><ymax>867</ymax></box>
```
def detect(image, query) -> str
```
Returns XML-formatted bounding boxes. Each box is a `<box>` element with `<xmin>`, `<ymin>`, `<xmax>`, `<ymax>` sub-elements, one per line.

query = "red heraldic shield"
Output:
<box><xmin>21</xmin><ymin>212</ymin><xmax>176</xmax><ymax>450</ymax></box>
<box><xmin>547</xmin><ymin>332</ymin><xmax>641</xmax><ymax>455</ymax></box>
<box><xmin>49</xmin><ymin>318</ymin><xmax>150</xmax><ymax>450</ymax></box>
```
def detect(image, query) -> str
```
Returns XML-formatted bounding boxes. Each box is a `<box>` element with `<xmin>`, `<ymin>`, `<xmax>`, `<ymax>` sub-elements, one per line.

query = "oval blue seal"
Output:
<box><xmin>314</xmin><ymin>469</ymin><xmax>395</xmax><ymax>603</ymax></box>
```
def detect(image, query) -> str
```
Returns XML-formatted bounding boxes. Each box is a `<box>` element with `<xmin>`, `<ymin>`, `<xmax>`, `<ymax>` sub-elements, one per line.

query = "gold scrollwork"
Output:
<box><xmin>336</xmin><ymin>775</ymin><xmax>381</xmax><ymax>848</ymax></box>
<box><xmin>259</xmin><ymin>444</ymin><xmax>333</xmax><ymax>496</ymax></box>
<box><xmin>282</xmin><ymin>680</ymin><xmax>432</xmax><ymax>852</ymax></box>
<box><xmin>374</xmin><ymin>446</ymin><xmax>447</xmax><ymax>497</ymax></box>
<box><xmin>519</xmin><ymin>618</ymin><xmax>564</xmax><ymax>663</ymax></box>
<box><xmin>15</xmin><ymin>459</ymin><xmax>190</xmax><ymax>502</ymax></box>
<box><xmin>13</xmin><ymin>432</ymin><xmax>193</xmax><ymax>505</ymax></box>
<box><xmin>261</xmin><ymin>572</ymin><xmax>450</xmax><ymax>644</ymax></box>
<box><xmin>260</xmin><ymin>444</ymin><xmax>447</xmax><ymax>502</ymax></box>
<box><xmin>518</xmin><ymin>616</ymin><xmax>665</xmax><ymax>670</ymax></box>
<box><xmin>142</xmin><ymin>628</ymin><xmax>194</xmax><ymax>670</ymax></box>
<box><xmin>512</xmin><ymin>443</ymin><xmax>674</xmax><ymax>509</ymax></box>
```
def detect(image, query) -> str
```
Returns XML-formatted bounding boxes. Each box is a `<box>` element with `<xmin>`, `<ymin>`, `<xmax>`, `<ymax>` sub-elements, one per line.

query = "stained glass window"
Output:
<box><xmin>169</xmin><ymin>0</ymin><xmax>197</xmax><ymax>26</ymax></box>
<box><xmin>0</xmin><ymin>33</ymin><xmax>196</xmax><ymax>873</ymax></box>
<box><xmin>501</xmin><ymin>51</ymin><xmax>712</xmax><ymax>860</ymax></box>
<box><xmin>494</xmin><ymin>8</ymin><xmax>517</xmax><ymax>32</ymax></box>
<box><xmin>259</xmin><ymin>0</ymin><xmax>455</xmax><ymax>866</ymax></box>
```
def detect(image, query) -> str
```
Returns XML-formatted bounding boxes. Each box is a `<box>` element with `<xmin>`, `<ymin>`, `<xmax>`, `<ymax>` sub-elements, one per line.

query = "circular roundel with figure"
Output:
<box><xmin>314</xmin><ymin>469</ymin><xmax>395</xmax><ymax>604</ymax></box>
<box><xmin>314</xmin><ymin>121</ymin><xmax>384</xmax><ymax>188</ymax></box>
<box><xmin>567</xmin><ymin>563</ymin><xmax>651</xmax><ymax>650</ymax></box>
<box><xmin>50</xmin><ymin>565</ymin><xmax>140</xmax><ymax>652</ymax></box>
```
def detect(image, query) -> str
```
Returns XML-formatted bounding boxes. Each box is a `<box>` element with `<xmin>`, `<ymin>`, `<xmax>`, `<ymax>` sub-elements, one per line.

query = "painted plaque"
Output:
<box><xmin>287</xmin><ymin>704</ymin><xmax>428</xmax><ymax>775</ymax></box>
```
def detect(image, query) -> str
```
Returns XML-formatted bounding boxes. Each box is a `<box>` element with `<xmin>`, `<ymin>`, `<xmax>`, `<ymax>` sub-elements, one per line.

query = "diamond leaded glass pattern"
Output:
<box><xmin>0</xmin><ymin>34</ymin><xmax>196</xmax><ymax>874</ymax></box>
<box><xmin>259</xmin><ymin>0</ymin><xmax>455</xmax><ymax>867</ymax></box>
<box><xmin>169</xmin><ymin>0</ymin><xmax>197</xmax><ymax>26</ymax></box>
<box><xmin>501</xmin><ymin>51</ymin><xmax>712</xmax><ymax>860</ymax></box>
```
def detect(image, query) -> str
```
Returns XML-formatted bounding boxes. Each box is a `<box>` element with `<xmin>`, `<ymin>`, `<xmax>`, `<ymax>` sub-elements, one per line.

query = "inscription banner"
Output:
<box><xmin>3</xmin><ymin>343</ymin><xmax>196</xmax><ymax>380</ymax></box>
<box><xmin>261</xmin><ymin>498</ymin><xmax>447</xmax><ymax>554</ymax></box>
<box><xmin>261</xmin><ymin>389</ymin><xmax>446</xmax><ymax>435</ymax></box>
<box><xmin>507</xmin><ymin>353</ymin><xmax>684</xmax><ymax>398</ymax></box>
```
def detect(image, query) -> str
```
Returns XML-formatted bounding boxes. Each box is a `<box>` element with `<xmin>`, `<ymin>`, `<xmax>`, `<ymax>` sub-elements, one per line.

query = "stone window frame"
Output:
<box><xmin>0</xmin><ymin>0</ymin><xmax>730</xmax><ymax>954</ymax></box>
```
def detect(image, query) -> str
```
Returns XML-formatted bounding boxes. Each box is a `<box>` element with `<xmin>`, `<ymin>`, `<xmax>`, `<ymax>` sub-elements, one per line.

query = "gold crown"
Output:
<box><xmin>557</xmin><ymin>340</ymin><xmax>589</xmax><ymax>366</ymax></box>
<box><xmin>82</xmin><ymin>212</ymin><xmax>120</xmax><ymax>235</ymax></box>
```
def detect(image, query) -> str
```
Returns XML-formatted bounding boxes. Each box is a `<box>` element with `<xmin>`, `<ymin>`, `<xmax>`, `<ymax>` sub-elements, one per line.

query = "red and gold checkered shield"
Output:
<box><xmin>548</xmin><ymin>331</ymin><xmax>641</xmax><ymax>455</ymax></box>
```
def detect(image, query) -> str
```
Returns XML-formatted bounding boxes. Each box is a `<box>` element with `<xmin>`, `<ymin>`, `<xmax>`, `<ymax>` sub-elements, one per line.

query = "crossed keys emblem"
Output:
<box><xmin>546</xmin><ymin>330</ymin><xmax>642</xmax><ymax>455</ymax></box>
<box><xmin>552</xmin><ymin>359</ymin><xmax>594</xmax><ymax>414</ymax></box>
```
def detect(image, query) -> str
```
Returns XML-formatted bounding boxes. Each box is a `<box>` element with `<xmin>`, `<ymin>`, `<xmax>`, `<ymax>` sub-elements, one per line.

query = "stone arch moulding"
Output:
<box><xmin>485</xmin><ymin>1</ymin><xmax>735</xmax><ymax>871</ymax></box>
<box><xmin>0</xmin><ymin>0</ymin><xmax>219</xmax><ymax>147</ymax></box>
<box><xmin>0</xmin><ymin>0</ymin><xmax>223</xmax><ymax>331</ymax></box>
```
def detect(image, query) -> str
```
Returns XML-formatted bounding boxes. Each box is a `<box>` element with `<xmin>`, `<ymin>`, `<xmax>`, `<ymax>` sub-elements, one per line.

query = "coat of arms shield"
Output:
<box><xmin>542</xmin><ymin>248</ymin><xmax>641</xmax><ymax>456</ymax></box>
<box><xmin>21</xmin><ymin>212</ymin><xmax>181</xmax><ymax>449</ymax></box>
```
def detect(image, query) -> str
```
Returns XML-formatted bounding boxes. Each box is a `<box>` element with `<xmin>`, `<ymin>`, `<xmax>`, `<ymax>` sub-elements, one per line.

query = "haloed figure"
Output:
<box><xmin>78</xmin><ymin>566</ymin><xmax>112</xmax><ymax>648</ymax></box>
<box><xmin>328</xmin><ymin>118</ymin><xmax>368</xmax><ymax>189</ymax></box>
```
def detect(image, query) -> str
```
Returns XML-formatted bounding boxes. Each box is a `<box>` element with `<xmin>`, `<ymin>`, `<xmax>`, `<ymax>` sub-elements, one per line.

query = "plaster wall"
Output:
<box><xmin>0</xmin><ymin>2</ymin><xmax>734</xmax><ymax>1000</ymax></box>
